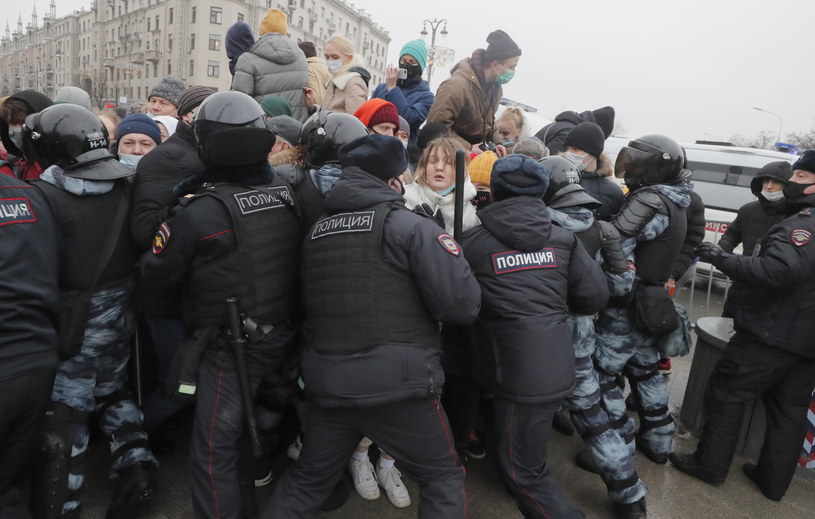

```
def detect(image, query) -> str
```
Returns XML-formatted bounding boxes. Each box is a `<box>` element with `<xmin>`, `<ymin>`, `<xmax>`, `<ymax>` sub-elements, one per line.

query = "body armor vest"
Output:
<box><xmin>303</xmin><ymin>202</ymin><xmax>440</xmax><ymax>355</ymax></box>
<box><xmin>634</xmin><ymin>192</ymin><xmax>687</xmax><ymax>284</ymax></box>
<box><xmin>185</xmin><ymin>181</ymin><xmax>301</xmax><ymax>327</ymax></box>
<box><xmin>576</xmin><ymin>221</ymin><xmax>603</xmax><ymax>258</ymax></box>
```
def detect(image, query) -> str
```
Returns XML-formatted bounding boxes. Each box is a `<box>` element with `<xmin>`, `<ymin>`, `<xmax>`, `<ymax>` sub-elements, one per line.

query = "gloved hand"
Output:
<box><xmin>695</xmin><ymin>242</ymin><xmax>728</xmax><ymax>266</ymax></box>
<box><xmin>413</xmin><ymin>203</ymin><xmax>445</xmax><ymax>229</ymax></box>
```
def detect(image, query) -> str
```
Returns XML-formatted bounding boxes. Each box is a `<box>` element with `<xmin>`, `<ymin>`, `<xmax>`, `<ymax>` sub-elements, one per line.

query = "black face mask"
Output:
<box><xmin>783</xmin><ymin>181</ymin><xmax>815</xmax><ymax>200</ymax></box>
<box><xmin>399</xmin><ymin>63</ymin><xmax>422</xmax><ymax>80</ymax></box>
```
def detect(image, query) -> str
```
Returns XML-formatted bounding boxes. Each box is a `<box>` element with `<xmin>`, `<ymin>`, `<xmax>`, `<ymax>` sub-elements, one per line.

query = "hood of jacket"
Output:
<box><xmin>478</xmin><ymin>196</ymin><xmax>552</xmax><ymax>251</ymax></box>
<box><xmin>1</xmin><ymin>90</ymin><xmax>53</xmax><ymax>155</ymax></box>
<box><xmin>750</xmin><ymin>160</ymin><xmax>791</xmax><ymax>196</ymax></box>
<box><xmin>553</xmin><ymin>110</ymin><xmax>585</xmax><ymax>125</ymax></box>
<box><xmin>324</xmin><ymin>166</ymin><xmax>403</xmax><ymax>212</ymax></box>
<box><xmin>247</xmin><ymin>33</ymin><xmax>301</xmax><ymax>66</ymax></box>
<box><xmin>330</xmin><ymin>71</ymin><xmax>363</xmax><ymax>91</ymax></box>
<box><xmin>547</xmin><ymin>206</ymin><xmax>595</xmax><ymax>233</ymax></box>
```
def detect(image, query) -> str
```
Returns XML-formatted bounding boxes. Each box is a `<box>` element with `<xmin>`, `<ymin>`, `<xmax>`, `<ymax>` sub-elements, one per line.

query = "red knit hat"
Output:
<box><xmin>353</xmin><ymin>99</ymin><xmax>399</xmax><ymax>130</ymax></box>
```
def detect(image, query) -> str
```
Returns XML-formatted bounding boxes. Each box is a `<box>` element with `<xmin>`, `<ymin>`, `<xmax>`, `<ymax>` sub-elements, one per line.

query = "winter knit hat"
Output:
<box><xmin>147</xmin><ymin>76</ymin><xmax>186</xmax><ymax>107</ymax></box>
<box><xmin>491</xmin><ymin>154</ymin><xmax>550</xmax><ymax>201</ymax></box>
<box><xmin>259</xmin><ymin>8</ymin><xmax>287</xmax><ymax>35</ymax></box>
<box><xmin>260</xmin><ymin>96</ymin><xmax>293</xmax><ymax>118</ymax></box>
<box><xmin>469</xmin><ymin>150</ymin><xmax>498</xmax><ymax>186</ymax></box>
<box><xmin>54</xmin><ymin>86</ymin><xmax>92</xmax><ymax>111</ymax></box>
<box><xmin>591</xmin><ymin>106</ymin><xmax>616</xmax><ymax>139</ymax></box>
<box><xmin>153</xmin><ymin>115</ymin><xmax>178</xmax><ymax>138</ymax></box>
<box><xmin>117</xmin><ymin>114</ymin><xmax>162</xmax><ymax>145</ymax></box>
<box><xmin>399</xmin><ymin>39</ymin><xmax>428</xmax><ymax>71</ymax></box>
<box><xmin>564</xmin><ymin>122</ymin><xmax>605</xmax><ymax>158</ymax></box>
<box><xmin>339</xmin><ymin>134</ymin><xmax>408</xmax><ymax>182</ymax></box>
<box><xmin>483</xmin><ymin>30</ymin><xmax>522</xmax><ymax>63</ymax></box>
<box><xmin>353</xmin><ymin>99</ymin><xmax>399</xmax><ymax>130</ymax></box>
<box><xmin>398</xmin><ymin>116</ymin><xmax>410</xmax><ymax>138</ymax></box>
<box><xmin>298</xmin><ymin>41</ymin><xmax>317</xmax><ymax>58</ymax></box>
<box><xmin>176</xmin><ymin>86</ymin><xmax>217</xmax><ymax>119</ymax></box>
<box><xmin>793</xmin><ymin>150</ymin><xmax>815</xmax><ymax>174</ymax></box>
<box><xmin>267</xmin><ymin>115</ymin><xmax>303</xmax><ymax>146</ymax></box>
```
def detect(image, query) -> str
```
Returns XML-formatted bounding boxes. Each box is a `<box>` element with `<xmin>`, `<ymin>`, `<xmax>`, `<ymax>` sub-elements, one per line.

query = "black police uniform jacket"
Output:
<box><xmin>580</xmin><ymin>170</ymin><xmax>625</xmax><ymax>222</ymax></box>
<box><xmin>461</xmin><ymin>196</ymin><xmax>609</xmax><ymax>404</ymax></box>
<box><xmin>0</xmin><ymin>174</ymin><xmax>60</xmax><ymax>380</ymax></box>
<box><xmin>300</xmin><ymin>167</ymin><xmax>481</xmax><ymax>408</ymax></box>
<box><xmin>139</xmin><ymin>167</ymin><xmax>301</xmax><ymax>365</ymax></box>
<box><xmin>716</xmin><ymin>205</ymin><xmax>815</xmax><ymax>359</ymax></box>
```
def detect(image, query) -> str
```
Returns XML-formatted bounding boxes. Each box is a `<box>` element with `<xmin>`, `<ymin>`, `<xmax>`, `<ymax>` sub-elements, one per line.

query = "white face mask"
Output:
<box><xmin>326</xmin><ymin>59</ymin><xmax>343</xmax><ymax>73</ymax></box>
<box><xmin>761</xmin><ymin>189</ymin><xmax>784</xmax><ymax>202</ymax></box>
<box><xmin>119</xmin><ymin>153</ymin><xmax>142</xmax><ymax>169</ymax></box>
<box><xmin>564</xmin><ymin>151</ymin><xmax>587</xmax><ymax>169</ymax></box>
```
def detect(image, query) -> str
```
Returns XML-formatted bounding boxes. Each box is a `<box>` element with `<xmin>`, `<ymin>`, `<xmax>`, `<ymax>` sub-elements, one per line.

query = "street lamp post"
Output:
<box><xmin>420</xmin><ymin>18</ymin><xmax>448</xmax><ymax>85</ymax></box>
<box><xmin>753</xmin><ymin>106</ymin><xmax>783</xmax><ymax>145</ymax></box>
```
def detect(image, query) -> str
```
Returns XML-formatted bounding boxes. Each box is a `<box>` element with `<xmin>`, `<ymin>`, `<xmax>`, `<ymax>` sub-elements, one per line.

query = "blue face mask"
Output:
<box><xmin>119</xmin><ymin>153</ymin><xmax>142</xmax><ymax>169</ymax></box>
<box><xmin>436</xmin><ymin>184</ymin><xmax>456</xmax><ymax>196</ymax></box>
<box><xmin>501</xmin><ymin>139</ymin><xmax>516</xmax><ymax>147</ymax></box>
<box><xmin>496</xmin><ymin>69</ymin><xmax>515</xmax><ymax>85</ymax></box>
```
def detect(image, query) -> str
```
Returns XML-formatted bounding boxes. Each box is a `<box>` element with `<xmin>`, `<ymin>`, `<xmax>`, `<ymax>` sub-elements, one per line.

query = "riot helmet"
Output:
<box><xmin>193</xmin><ymin>91</ymin><xmax>274</xmax><ymax>168</ymax></box>
<box><xmin>614</xmin><ymin>134</ymin><xmax>690</xmax><ymax>191</ymax></box>
<box><xmin>300</xmin><ymin>111</ymin><xmax>367</xmax><ymax>168</ymax></box>
<box><xmin>22</xmin><ymin>104</ymin><xmax>132</xmax><ymax>180</ymax></box>
<box><xmin>540</xmin><ymin>156</ymin><xmax>601</xmax><ymax>209</ymax></box>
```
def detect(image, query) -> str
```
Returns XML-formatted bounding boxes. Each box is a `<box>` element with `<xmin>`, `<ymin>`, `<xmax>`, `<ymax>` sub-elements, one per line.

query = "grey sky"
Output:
<box><xmin>19</xmin><ymin>0</ymin><xmax>815</xmax><ymax>143</ymax></box>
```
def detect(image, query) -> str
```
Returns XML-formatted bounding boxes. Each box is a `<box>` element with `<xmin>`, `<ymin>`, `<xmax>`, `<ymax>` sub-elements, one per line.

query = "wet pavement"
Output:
<box><xmin>78</xmin><ymin>281</ymin><xmax>815</xmax><ymax>518</ymax></box>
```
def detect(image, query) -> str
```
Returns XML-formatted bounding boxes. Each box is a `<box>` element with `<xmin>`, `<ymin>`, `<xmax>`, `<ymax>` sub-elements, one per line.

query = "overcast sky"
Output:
<box><xmin>18</xmin><ymin>0</ymin><xmax>815</xmax><ymax>143</ymax></box>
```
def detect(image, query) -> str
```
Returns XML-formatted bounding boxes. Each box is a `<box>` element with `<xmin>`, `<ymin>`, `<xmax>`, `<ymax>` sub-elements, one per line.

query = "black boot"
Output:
<box><xmin>668</xmin><ymin>452</ymin><xmax>724</xmax><ymax>486</ymax></box>
<box><xmin>614</xmin><ymin>497</ymin><xmax>646</xmax><ymax>519</ymax></box>
<box><xmin>105</xmin><ymin>462</ymin><xmax>156</xmax><ymax>519</ymax></box>
<box><xmin>742</xmin><ymin>462</ymin><xmax>783</xmax><ymax>501</ymax></box>
<box><xmin>552</xmin><ymin>409</ymin><xmax>575</xmax><ymax>436</ymax></box>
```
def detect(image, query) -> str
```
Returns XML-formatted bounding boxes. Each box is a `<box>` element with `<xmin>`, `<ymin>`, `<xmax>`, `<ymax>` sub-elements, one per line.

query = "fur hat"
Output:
<box><xmin>793</xmin><ymin>150</ymin><xmax>815</xmax><ymax>175</ymax></box>
<box><xmin>339</xmin><ymin>134</ymin><xmax>408</xmax><ymax>182</ymax></box>
<box><xmin>399</xmin><ymin>39</ymin><xmax>428</xmax><ymax>71</ymax></box>
<box><xmin>176</xmin><ymin>86</ymin><xmax>217</xmax><ymax>119</ymax></box>
<box><xmin>353</xmin><ymin>99</ymin><xmax>399</xmax><ymax>130</ymax></box>
<box><xmin>469</xmin><ymin>150</ymin><xmax>498</xmax><ymax>186</ymax></box>
<box><xmin>147</xmin><ymin>76</ymin><xmax>186</xmax><ymax>107</ymax></box>
<box><xmin>491</xmin><ymin>154</ymin><xmax>550</xmax><ymax>201</ymax></box>
<box><xmin>483</xmin><ymin>30</ymin><xmax>522</xmax><ymax>63</ymax></box>
<box><xmin>117</xmin><ymin>114</ymin><xmax>161</xmax><ymax>146</ymax></box>
<box><xmin>564</xmin><ymin>122</ymin><xmax>605</xmax><ymax>158</ymax></box>
<box><xmin>259</xmin><ymin>8</ymin><xmax>287</xmax><ymax>35</ymax></box>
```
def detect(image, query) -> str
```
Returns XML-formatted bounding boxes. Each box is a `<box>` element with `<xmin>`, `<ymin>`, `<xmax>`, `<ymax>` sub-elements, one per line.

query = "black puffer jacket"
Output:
<box><xmin>534</xmin><ymin>106</ymin><xmax>615</xmax><ymax>156</ymax></box>
<box><xmin>580</xmin><ymin>170</ymin><xmax>625</xmax><ymax>221</ymax></box>
<box><xmin>462</xmin><ymin>196</ymin><xmax>608</xmax><ymax>403</ymax></box>
<box><xmin>672</xmin><ymin>189</ymin><xmax>706</xmax><ymax>280</ymax></box>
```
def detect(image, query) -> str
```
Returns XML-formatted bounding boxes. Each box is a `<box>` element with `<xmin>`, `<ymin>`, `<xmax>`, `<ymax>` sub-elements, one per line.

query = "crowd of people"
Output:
<box><xmin>1</xmin><ymin>7</ymin><xmax>815</xmax><ymax>519</ymax></box>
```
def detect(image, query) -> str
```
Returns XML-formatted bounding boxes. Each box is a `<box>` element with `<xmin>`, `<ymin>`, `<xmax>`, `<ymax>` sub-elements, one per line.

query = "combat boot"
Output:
<box><xmin>614</xmin><ymin>496</ymin><xmax>646</xmax><ymax>519</ymax></box>
<box><xmin>105</xmin><ymin>461</ymin><xmax>155</xmax><ymax>519</ymax></box>
<box><xmin>668</xmin><ymin>452</ymin><xmax>724</xmax><ymax>486</ymax></box>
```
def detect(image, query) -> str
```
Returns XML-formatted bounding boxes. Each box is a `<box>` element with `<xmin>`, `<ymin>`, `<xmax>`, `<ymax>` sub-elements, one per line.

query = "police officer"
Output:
<box><xmin>264</xmin><ymin>134</ymin><xmax>481</xmax><ymax>518</ymax></box>
<box><xmin>139</xmin><ymin>91</ymin><xmax>301</xmax><ymax>519</ymax></box>
<box><xmin>539</xmin><ymin>156</ymin><xmax>648</xmax><ymax>517</ymax></box>
<box><xmin>0</xmin><ymin>173</ymin><xmax>60</xmax><ymax>518</ymax></box>
<box><xmin>22</xmin><ymin>105</ymin><xmax>157</xmax><ymax>519</ymax></box>
<box><xmin>593</xmin><ymin>135</ymin><xmax>692</xmax><ymax>518</ymax></box>
<box><xmin>669</xmin><ymin>150</ymin><xmax>815</xmax><ymax>501</ymax></box>
<box><xmin>461</xmin><ymin>155</ymin><xmax>609</xmax><ymax>519</ymax></box>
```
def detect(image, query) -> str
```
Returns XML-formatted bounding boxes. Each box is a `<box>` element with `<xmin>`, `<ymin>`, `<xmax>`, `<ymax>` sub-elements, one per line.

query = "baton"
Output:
<box><xmin>226</xmin><ymin>297</ymin><xmax>263</xmax><ymax>459</ymax></box>
<box><xmin>454</xmin><ymin>149</ymin><xmax>466</xmax><ymax>242</ymax></box>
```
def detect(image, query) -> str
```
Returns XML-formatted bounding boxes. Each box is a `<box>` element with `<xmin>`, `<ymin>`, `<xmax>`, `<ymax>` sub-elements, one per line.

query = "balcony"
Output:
<box><xmin>145</xmin><ymin>49</ymin><xmax>159</xmax><ymax>62</ymax></box>
<box><xmin>103</xmin><ymin>58</ymin><xmax>116</xmax><ymax>68</ymax></box>
<box><xmin>130</xmin><ymin>52</ymin><xmax>144</xmax><ymax>64</ymax></box>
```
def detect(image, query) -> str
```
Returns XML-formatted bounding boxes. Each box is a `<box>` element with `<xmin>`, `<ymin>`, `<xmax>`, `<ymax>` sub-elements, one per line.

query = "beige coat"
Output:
<box><xmin>321</xmin><ymin>71</ymin><xmax>368</xmax><ymax>115</ymax></box>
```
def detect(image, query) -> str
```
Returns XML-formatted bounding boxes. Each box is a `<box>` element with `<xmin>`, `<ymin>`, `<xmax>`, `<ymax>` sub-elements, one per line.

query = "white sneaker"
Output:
<box><xmin>348</xmin><ymin>457</ymin><xmax>380</xmax><ymax>500</ymax></box>
<box><xmin>376</xmin><ymin>465</ymin><xmax>411</xmax><ymax>508</ymax></box>
<box><xmin>286</xmin><ymin>434</ymin><xmax>303</xmax><ymax>461</ymax></box>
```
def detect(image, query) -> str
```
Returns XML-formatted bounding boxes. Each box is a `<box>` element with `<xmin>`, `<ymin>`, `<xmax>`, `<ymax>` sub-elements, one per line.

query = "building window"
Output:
<box><xmin>190</xmin><ymin>34</ymin><xmax>195</xmax><ymax>50</ymax></box>
<box><xmin>155</xmin><ymin>15</ymin><xmax>159</xmax><ymax>28</ymax></box>
<box><xmin>192</xmin><ymin>7</ymin><xmax>197</xmax><ymax>23</ymax></box>
<box><xmin>207</xmin><ymin>60</ymin><xmax>219</xmax><ymax>77</ymax></box>
<box><xmin>147</xmin><ymin>18</ymin><xmax>151</xmax><ymax>31</ymax></box>
<box><xmin>169</xmin><ymin>8</ymin><xmax>174</xmax><ymax>24</ymax></box>
<box><xmin>237</xmin><ymin>13</ymin><xmax>244</xmax><ymax>22</ymax></box>
<box><xmin>298</xmin><ymin>17</ymin><xmax>303</xmax><ymax>29</ymax></box>
<box><xmin>168</xmin><ymin>60</ymin><xmax>172</xmax><ymax>75</ymax></box>
<box><xmin>208</xmin><ymin>34</ymin><xmax>221</xmax><ymax>51</ymax></box>
<box><xmin>146</xmin><ymin>40</ymin><xmax>150</xmax><ymax>50</ymax></box>
<box><xmin>210</xmin><ymin>7</ymin><xmax>223</xmax><ymax>25</ymax></box>
<box><xmin>189</xmin><ymin>59</ymin><xmax>194</xmax><ymax>76</ymax></box>
<box><xmin>168</xmin><ymin>34</ymin><xmax>173</xmax><ymax>51</ymax></box>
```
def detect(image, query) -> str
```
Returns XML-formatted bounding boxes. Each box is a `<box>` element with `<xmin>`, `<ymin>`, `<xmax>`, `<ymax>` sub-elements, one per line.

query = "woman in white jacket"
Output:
<box><xmin>404</xmin><ymin>137</ymin><xmax>480</xmax><ymax>234</ymax></box>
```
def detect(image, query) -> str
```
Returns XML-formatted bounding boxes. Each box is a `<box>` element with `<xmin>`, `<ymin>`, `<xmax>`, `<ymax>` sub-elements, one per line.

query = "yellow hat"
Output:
<box><xmin>259</xmin><ymin>8</ymin><xmax>288</xmax><ymax>35</ymax></box>
<box><xmin>469</xmin><ymin>151</ymin><xmax>498</xmax><ymax>186</ymax></box>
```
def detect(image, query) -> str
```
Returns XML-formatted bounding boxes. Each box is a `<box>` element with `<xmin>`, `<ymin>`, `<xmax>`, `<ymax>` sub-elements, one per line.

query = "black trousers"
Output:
<box><xmin>492</xmin><ymin>398</ymin><xmax>585</xmax><ymax>519</ymax></box>
<box><xmin>0</xmin><ymin>369</ymin><xmax>54</xmax><ymax>519</ymax></box>
<box><xmin>264</xmin><ymin>398</ymin><xmax>466</xmax><ymax>519</ymax></box>
<box><xmin>695</xmin><ymin>333</ymin><xmax>815</xmax><ymax>498</ymax></box>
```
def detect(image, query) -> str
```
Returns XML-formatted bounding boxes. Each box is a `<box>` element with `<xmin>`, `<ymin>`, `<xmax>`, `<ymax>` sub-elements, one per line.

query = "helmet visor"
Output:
<box><xmin>614</xmin><ymin>146</ymin><xmax>652</xmax><ymax>179</ymax></box>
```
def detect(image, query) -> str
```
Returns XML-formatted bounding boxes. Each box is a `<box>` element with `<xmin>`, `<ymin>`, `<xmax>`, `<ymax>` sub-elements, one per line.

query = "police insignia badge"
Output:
<box><xmin>791</xmin><ymin>229</ymin><xmax>812</xmax><ymax>247</ymax></box>
<box><xmin>437</xmin><ymin>233</ymin><xmax>460</xmax><ymax>256</ymax></box>
<box><xmin>153</xmin><ymin>222</ymin><xmax>171</xmax><ymax>254</ymax></box>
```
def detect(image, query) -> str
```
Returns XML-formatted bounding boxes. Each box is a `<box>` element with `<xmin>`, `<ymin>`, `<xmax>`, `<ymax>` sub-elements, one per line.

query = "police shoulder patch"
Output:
<box><xmin>0</xmin><ymin>197</ymin><xmax>36</xmax><ymax>226</ymax></box>
<box><xmin>437</xmin><ymin>233</ymin><xmax>460</xmax><ymax>256</ymax></box>
<box><xmin>790</xmin><ymin>228</ymin><xmax>812</xmax><ymax>247</ymax></box>
<box><xmin>492</xmin><ymin>248</ymin><xmax>558</xmax><ymax>274</ymax></box>
<box><xmin>799</xmin><ymin>207</ymin><xmax>814</xmax><ymax>216</ymax></box>
<box><xmin>153</xmin><ymin>222</ymin><xmax>171</xmax><ymax>254</ymax></box>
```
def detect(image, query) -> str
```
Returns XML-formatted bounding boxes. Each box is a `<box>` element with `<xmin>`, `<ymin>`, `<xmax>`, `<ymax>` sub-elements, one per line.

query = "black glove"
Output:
<box><xmin>695</xmin><ymin>242</ymin><xmax>728</xmax><ymax>266</ymax></box>
<box><xmin>413</xmin><ymin>203</ymin><xmax>445</xmax><ymax>229</ymax></box>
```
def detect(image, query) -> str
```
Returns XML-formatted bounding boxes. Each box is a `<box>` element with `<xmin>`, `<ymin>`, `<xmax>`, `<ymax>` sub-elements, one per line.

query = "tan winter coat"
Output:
<box><xmin>426</xmin><ymin>58</ymin><xmax>502</xmax><ymax>150</ymax></box>
<box><xmin>321</xmin><ymin>71</ymin><xmax>368</xmax><ymax>115</ymax></box>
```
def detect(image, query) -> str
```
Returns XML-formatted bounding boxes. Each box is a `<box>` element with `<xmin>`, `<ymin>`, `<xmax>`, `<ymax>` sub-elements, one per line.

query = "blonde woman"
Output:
<box><xmin>494</xmin><ymin>106</ymin><xmax>528</xmax><ymax>153</ymax></box>
<box><xmin>404</xmin><ymin>137</ymin><xmax>480</xmax><ymax>234</ymax></box>
<box><xmin>321</xmin><ymin>36</ymin><xmax>368</xmax><ymax>115</ymax></box>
